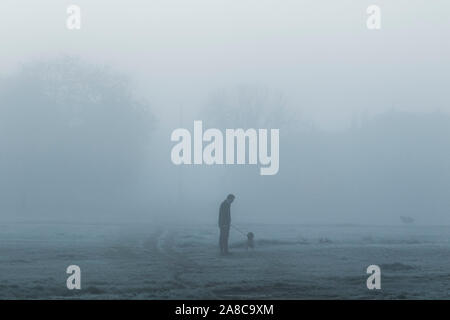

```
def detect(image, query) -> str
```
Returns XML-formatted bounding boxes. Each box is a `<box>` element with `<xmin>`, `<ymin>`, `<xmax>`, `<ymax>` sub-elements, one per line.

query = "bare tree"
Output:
<box><xmin>203</xmin><ymin>85</ymin><xmax>290</xmax><ymax>129</ymax></box>
<box><xmin>0</xmin><ymin>56</ymin><xmax>155</xmax><ymax>217</ymax></box>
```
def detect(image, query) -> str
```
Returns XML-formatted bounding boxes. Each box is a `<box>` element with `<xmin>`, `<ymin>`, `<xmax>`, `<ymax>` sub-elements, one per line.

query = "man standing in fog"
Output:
<box><xmin>218</xmin><ymin>194</ymin><xmax>235</xmax><ymax>255</ymax></box>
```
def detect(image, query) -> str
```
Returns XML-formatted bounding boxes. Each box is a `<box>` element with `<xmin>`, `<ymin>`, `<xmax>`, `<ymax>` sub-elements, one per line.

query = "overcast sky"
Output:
<box><xmin>1</xmin><ymin>1</ymin><xmax>450</xmax><ymax>225</ymax></box>
<box><xmin>1</xmin><ymin>0</ymin><xmax>449</xmax><ymax>130</ymax></box>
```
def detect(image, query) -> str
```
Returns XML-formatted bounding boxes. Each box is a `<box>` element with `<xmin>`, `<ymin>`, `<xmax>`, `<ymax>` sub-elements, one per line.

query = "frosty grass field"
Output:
<box><xmin>0</xmin><ymin>222</ymin><xmax>449</xmax><ymax>299</ymax></box>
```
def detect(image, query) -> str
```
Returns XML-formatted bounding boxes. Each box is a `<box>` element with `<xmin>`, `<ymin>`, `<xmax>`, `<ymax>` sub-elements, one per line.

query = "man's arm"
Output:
<box><xmin>225</xmin><ymin>210</ymin><xmax>231</xmax><ymax>226</ymax></box>
<box><xmin>218</xmin><ymin>203</ymin><xmax>224</xmax><ymax>227</ymax></box>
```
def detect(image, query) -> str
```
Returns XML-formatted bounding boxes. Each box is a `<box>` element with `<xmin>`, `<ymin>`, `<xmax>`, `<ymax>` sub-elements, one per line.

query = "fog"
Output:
<box><xmin>1</xmin><ymin>1</ymin><xmax>450</xmax><ymax>225</ymax></box>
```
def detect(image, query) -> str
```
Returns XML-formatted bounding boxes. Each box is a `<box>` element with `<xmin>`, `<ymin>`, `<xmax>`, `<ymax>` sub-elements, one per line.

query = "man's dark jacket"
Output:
<box><xmin>218</xmin><ymin>200</ymin><xmax>231</xmax><ymax>227</ymax></box>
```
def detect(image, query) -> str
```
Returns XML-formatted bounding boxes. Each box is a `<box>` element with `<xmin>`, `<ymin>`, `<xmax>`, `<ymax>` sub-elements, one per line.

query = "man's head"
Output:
<box><xmin>226</xmin><ymin>194</ymin><xmax>235</xmax><ymax>204</ymax></box>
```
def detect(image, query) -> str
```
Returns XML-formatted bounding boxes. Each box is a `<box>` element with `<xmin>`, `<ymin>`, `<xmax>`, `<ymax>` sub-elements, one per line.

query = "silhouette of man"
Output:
<box><xmin>219</xmin><ymin>194</ymin><xmax>235</xmax><ymax>255</ymax></box>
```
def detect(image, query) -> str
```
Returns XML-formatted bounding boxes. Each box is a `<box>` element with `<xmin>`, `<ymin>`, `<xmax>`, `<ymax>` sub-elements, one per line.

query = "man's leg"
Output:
<box><xmin>219</xmin><ymin>227</ymin><xmax>225</xmax><ymax>254</ymax></box>
<box><xmin>224</xmin><ymin>225</ymin><xmax>230</xmax><ymax>254</ymax></box>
